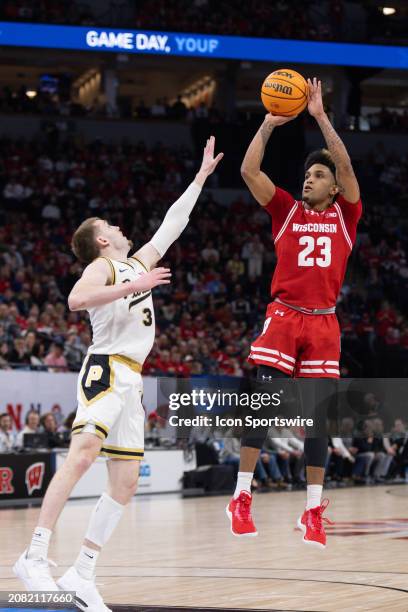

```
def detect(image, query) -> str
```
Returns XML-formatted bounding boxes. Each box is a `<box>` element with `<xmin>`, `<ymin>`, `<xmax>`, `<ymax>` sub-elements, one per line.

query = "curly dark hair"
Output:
<box><xmin>304</xmin><ymin>148</ymin><xmax>336</xmax><ymax>178</ymax></box>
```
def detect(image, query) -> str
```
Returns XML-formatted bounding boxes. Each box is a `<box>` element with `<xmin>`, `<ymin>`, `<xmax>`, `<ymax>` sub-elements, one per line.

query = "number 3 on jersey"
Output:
<box><xmin>142</xmin><ymin>307</ymin><xmax>152</xmax><ymax>326</ymax></box>
<box><xmin>298</xmin><ymin>236</ymin><xmax>331</xmax><ymax>268</ymax></box>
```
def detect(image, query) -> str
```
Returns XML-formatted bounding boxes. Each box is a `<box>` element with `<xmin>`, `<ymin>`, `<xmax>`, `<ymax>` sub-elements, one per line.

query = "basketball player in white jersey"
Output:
<box><xmin>14</xmin><ymin>137</ymin><xmax>223</xmax><ymax>611</ymax></box>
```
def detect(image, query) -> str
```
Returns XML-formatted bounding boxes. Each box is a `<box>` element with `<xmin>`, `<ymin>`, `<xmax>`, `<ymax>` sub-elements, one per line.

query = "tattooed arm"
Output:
<box><xmin>308</xmin><ymin>77</ymin><xmax>360</xmax><ymax>203</ymax></box>
<box><xmin>241</xmin><ymin>113</ymin><xmax>296</xmax><ymax>206</ymax></box>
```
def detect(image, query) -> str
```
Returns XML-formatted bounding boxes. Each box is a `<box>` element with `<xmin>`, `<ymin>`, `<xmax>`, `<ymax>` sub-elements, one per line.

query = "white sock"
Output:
<box><xmin>234</xmin><ymin>472</ymin><xmax>253</xmax><ymax>498</ymax></box>
<box><xmin>74</xmin><ymin>545</ymin><xmax>99</xmax><ymax>581</ymax></box>
<box><xmin>306</xmin><ymin>484</ymin><xmax>323</xmax><ymax>510</ymax></box>
<box><xmin>27</xmin><ymin>526</ymin><xmax>52</xmax><ymax>560</ymax></box>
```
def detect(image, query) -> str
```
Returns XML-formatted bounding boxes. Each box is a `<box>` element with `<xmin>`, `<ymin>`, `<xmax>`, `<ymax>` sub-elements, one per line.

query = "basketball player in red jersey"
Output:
<box><xmin>226</xmin><ymin>78</ymin><xmax>362</xmax><ymax>548</ymax></box>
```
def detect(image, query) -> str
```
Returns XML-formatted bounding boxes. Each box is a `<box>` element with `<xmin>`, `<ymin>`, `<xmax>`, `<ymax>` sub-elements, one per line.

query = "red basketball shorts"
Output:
<box><xmin>248</xmin><ymin>301</ymin><xmax>341</xmax><ymax>379</ymax></box>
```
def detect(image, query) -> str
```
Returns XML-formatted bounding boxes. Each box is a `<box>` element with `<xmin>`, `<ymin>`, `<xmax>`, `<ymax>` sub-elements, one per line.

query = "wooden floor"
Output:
<box><xmin>1</xmin><ymin>486</ymin><xmax>408</xmax><ymax>611</ymax></box>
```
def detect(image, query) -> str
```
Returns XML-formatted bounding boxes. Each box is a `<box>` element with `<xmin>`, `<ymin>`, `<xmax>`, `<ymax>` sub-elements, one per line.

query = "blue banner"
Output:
<box><xmin>0</xmin><ymin>22</ymin><xmax>407</xmax><ymax>69</ymax></box>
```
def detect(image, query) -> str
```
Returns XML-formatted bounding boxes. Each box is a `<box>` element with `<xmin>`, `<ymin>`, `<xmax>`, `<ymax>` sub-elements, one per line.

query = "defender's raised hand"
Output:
<box><xmin>307</xmin><ymin>77</ymin><xmax>325</xmax><ymax>118</ymax></box>
<box><xmin>199</xmin><ymin>135</ymin><xmax>224</xmax><ymax>176</ymax></box>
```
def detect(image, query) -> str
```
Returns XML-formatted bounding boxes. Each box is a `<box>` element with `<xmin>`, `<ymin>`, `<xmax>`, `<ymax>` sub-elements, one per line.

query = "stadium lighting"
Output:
<box><xmin>25</xmin><ymin>90</ymin><xmax>37</xmax><ymax>98</ymax></box>
<box><xmin>382</xmin><ymin>7</ymin><xmax>396</xmax><ymax>15</ymax></box>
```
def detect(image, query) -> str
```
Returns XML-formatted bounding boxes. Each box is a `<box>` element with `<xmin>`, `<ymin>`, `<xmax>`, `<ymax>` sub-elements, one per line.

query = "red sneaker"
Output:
<box><xmin>297</xmin><ymin>498</ymin><xmax>333</xmax><ymax>549</ymax></box>
<box><xmin>226</xmin><ymin>491</ymin><xmax>258</xmax><ymax>537</ymax></box>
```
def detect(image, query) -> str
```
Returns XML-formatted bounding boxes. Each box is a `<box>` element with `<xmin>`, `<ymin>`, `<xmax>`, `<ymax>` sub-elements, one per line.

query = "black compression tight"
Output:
<box><xmin>240</xmin><ymin>365</ymin><xmax>290</xmax><ymax>449</ymax></box>
<box><xmin>241</xmin><ymin>365</ymin><xmax>328</xmax><ymax>468</ymax></box>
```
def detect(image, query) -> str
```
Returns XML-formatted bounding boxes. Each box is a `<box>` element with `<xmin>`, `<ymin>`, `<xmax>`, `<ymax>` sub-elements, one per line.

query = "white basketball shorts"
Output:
<box><xmin>72</xmin><ymin>353</ymin><xmax>145</xmax><ymax>460</ymax></box>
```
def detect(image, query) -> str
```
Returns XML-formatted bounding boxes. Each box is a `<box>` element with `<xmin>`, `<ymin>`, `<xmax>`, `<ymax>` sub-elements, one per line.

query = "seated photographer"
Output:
<box><xmin>15</xmin><ymin>410</ymin><xmax>40</xmax><ymax>448</ymax></box>
<box><xmin>40</xmin><ymin>412</ymin><xmax>63</xmax><ymax>449</ymax></box>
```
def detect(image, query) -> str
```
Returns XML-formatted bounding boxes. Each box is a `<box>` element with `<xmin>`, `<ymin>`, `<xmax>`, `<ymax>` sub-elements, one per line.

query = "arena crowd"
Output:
<box><xmin>0</xmin><ymin>135</ymin><xmax>407</xmax><ymax>378</ymax></box>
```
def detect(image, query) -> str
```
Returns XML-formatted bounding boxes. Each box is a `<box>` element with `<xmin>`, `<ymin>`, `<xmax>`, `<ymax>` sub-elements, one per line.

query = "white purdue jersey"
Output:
<box><xmin>87</xmin><ymin>256</ymin><xmax>155</xmax><ymax>365</ymax></box>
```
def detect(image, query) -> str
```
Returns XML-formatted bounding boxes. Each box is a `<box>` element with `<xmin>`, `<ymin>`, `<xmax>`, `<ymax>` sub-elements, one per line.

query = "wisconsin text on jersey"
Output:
<box><xmin>292</xmin><ymin>222</ymin><xmax>338</xmax><ymax>233</ymax></box>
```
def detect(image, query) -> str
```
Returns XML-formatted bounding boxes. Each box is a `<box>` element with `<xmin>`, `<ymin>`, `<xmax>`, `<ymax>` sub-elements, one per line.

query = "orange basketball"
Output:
<box><xmin>261</xmin><ymin>68</ymin><xmax>308</xmax><ymax>117</ymax></box>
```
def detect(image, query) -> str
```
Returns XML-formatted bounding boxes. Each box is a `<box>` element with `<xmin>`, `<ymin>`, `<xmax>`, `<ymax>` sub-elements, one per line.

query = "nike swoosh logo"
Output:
<box><xmin>75</xmin><ymin>596</ymin><xmax>88</xmax><ymax>608</ymax></box>
<box><xmin>84</xmin><ymin>553</ymin><xmax>94</xmax><ymax>559</ymax></box>
<box><xmin>119</xmin><ymin>268</ymin><xmax>127</xmax><ymax>272</ymax></box>
<box><xmin>34</xmin><ymin>533</ymin><xmax>42</xmax><ymax>537</ymax></box>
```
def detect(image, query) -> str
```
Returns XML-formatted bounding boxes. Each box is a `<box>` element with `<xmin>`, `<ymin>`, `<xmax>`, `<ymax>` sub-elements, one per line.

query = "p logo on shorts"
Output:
<box><xmin>85</xmin><ymin>365</ymin><xmax>103</xmax><ymax>388</ymax></box>
<box><xmin>81</xmin><ymin>355</ymin><xmax>113</xmax><ymax>405</ymax></box>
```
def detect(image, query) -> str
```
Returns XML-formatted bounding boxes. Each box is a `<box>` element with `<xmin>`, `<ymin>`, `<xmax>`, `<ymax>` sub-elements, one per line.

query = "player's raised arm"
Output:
<box><xmin>132</xmin><ymin>135</ymin><xmax>223</xmax><ymax>270</ymax></box>
<box><xmin>308</xmin><ymin>78</ymin><xmax>360</xmax><ymax>203</ymax></box>
<box><xmin>68</xmin><ymin>257</ymin><xmax>171</xmax><ymax>311</ymax></box>
<box><xmin>241</xmin><ymin>113</ymin><xmax>296</xmax><ymax>206</ymax></box>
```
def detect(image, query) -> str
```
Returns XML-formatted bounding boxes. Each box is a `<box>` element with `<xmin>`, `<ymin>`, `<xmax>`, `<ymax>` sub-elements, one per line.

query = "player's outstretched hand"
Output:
<box><xmin>307</xmin><ymin>78</ymin><xmax>324</xmax><ymax>118</ymax></box>
<box><xmin>199</xmin><ymin>135</ymin><xmax>224</xmax><ymax>175</ymax></box>
<box><xmin>132</xmin><ymin>267</ymin><xmax>171</xmax><ymax>292</ymax></box>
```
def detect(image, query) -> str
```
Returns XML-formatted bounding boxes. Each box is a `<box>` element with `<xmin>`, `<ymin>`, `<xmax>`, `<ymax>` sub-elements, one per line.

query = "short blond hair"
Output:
<box><xmin>71</xmin><ymin>217</ymin><xmax>100</xmax><ymax>264</ymax></box>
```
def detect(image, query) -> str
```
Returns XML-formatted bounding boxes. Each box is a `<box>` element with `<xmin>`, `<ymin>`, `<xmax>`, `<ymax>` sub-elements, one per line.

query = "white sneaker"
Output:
<box><xmin>13</xmin><ymin>550</ymin><xmax>59</xmax><ymax>591</ymax></box>
<box><xmin>57</xmin><ymin>566</ymin><xmax>111</xmax><ymax>612</ymax></box>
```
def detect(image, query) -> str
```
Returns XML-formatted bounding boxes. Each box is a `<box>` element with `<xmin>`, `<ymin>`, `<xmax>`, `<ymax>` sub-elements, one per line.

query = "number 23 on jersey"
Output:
<box><xmin>298</xmin><ymin>236</ymin><xmax>331</xmax><ymax>268</ymax></box>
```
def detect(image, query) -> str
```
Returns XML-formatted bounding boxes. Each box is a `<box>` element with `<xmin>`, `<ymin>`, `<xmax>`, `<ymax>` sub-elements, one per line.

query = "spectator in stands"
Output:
<box><xmin>201</xmin><ymin>241</ymin><xmax>220</xmax><ymax>264</ymax></box>
<box><xmin>259</xmin><ymin>449</ymin><xmax>288</xmax><ymax>489</ymax></box>
<box><xmin>0</xmin><ymin>413</ymin><xmax>15</xmax><ymax>451</ymax></box>
<box><xmin>371</xmin><ymin>417</ymin><xmax>395</xmax><ymax>480</ymax></box>
<box><xmin>44</xmin><ymin>341</ymin><xmax>68</xmax><ymax>372</ymax></box>
<box><xmin>387</xmin><ymin>418</ymin><xmax>406</xmax><ymax>479</ymax></box>
<box><xmin>351</xmin><ymin>420</ymin><xmax>393</xmax><ymax>483</ymax></box>
<box><xmin>24</xmin><ymin>330</ymin><xmax>44</xmax><ymax>366</ymax></box>
<box><xmin>226</xmin><ymin>253</ymin><xmax>245</xmax><ymax>278</ymax></box>
<box><xmin>220</xmin><ymin>432</ymin><xmax>279</xmax><ymax>490</ymax></box>
<box><xmin>62</xmin><ymin>411</ymin><xmax>76</xmax><ymax>433</ymax></box>
<box><xmin>231</xmin><ymin>285</ymin><xmax>251</xmax><ymax>320</ymax></box>
<box><xmin>15</xmin><ymin>410</ymin><xmax>40</xmax><ymax>447</ymax></box>
<box><xmin>245</xmin><ymin>235</ymin><xmax>264</xmax><ymax>281</ymax></box>
<box><xmin>329</xmin><ymin>437</ymin><xmax>355</xmax><ymax>482</ymax></box>
<box><xmin>3</xmin><ymin>178</ymin><xmax>28</xmax><ymax>201</ymax></box>
<box><xmin>8</xmin><ymin>337</ymin><xmax>30</xmax><ymax>366</ymax></box>
<box><xmin>63</xmin><ymin>330</ymin><xmax>85</xmax><ymax>370</ymax></box>
<box><xmin>40</xmin><ymin>412</ymin><xmax>62</xmax><ymax>448</ymax></box>
<box><xmin>264</xmin><ymin>425</ymin><xmax>304</xmax><ymax>484</ymax></box>
<box><xmin>351</xmin><ymin>421</ymin><xmax>375</xmax><ymax>483</ymax></box>
<box><xmin>56</xmin><ymin>411</ymin><xmax>76</xmax><ymax>446</ymax></box>
<box><xmin>171</xmin><ymin>95</ymin><xmax>188</xmax><ymax>120</ymax></box>
<box><xmin>151</xmin><ymin>98</ymin><xmax>167</xmax><ymax>118</ymax></box>
<box><xmin>42</xmin><ymin>199</ymin><xmax>61</xmax><ymax>221</ymax></box>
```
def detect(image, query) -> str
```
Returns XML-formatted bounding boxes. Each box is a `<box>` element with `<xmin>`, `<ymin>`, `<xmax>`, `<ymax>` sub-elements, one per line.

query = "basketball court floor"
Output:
<box><xmin>1</xmin><ymin>486</ymin><xmax>408</xmax><ymax>611</ymax></box>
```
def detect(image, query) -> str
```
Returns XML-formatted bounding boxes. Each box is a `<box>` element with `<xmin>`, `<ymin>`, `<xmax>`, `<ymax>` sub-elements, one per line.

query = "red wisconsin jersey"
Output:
<box><xmin>265</xmin><ymin>188</ymin><xmax>362</xmax><ymax>309</ymax></box>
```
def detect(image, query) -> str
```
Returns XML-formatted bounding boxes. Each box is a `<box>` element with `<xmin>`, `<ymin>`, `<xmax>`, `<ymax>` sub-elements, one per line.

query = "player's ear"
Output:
<box><xmin>96</xmin><ymin>235</ymin><xmax>109</xmax><ymax>247</ymax></box>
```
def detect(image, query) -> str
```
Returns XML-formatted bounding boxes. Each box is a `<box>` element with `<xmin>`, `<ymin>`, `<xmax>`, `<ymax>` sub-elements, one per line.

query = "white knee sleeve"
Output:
<box><xmin>85</xmin><ymin>492</ymin><xmax>124</xmax><ymax>548</ymax></box>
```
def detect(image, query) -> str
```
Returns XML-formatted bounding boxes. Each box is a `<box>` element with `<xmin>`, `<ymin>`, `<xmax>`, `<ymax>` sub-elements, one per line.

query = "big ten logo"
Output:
<box><xmin>140</xmin><ymin>463</ymin><xmax>151</xmax><ymax>478</ymax></box>
<box><xmin>0</xmin><ymin>467</ymin><xmax>14</xmax><ymax>494</ymax></box>
<box><xmin>25</xmin><ymin>462</ymin><xmax>45</xmax><ymax>495</ymax></box>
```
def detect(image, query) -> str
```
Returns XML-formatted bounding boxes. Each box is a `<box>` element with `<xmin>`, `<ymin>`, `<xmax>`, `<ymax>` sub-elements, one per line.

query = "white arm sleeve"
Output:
<box><xmin>149</xmin><ymin>180</ymin><xmax>202</xmax><ymax>257</ymax></box>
